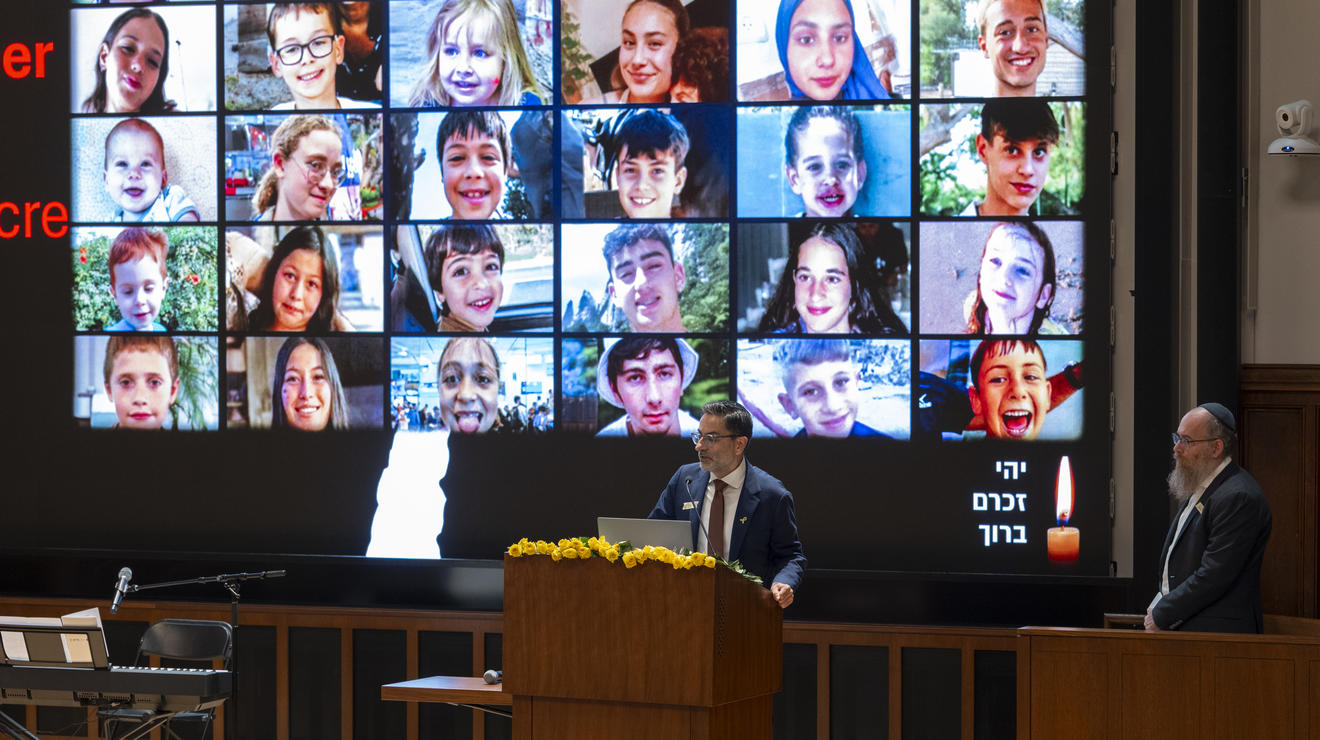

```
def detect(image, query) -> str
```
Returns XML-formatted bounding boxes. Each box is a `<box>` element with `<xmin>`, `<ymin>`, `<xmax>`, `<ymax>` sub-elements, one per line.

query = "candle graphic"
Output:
<box><xmin>1047</xmin><ymin>455</ymin><xmax>1080</xmax><ymax>562</ymax></box>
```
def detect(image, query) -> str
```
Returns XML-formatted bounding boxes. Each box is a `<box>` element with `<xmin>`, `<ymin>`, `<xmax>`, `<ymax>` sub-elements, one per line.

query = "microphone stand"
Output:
<box><xmin>125</xmin><ymin>570</ymin><xmax>286</xmax><ymax>740</ymax></box>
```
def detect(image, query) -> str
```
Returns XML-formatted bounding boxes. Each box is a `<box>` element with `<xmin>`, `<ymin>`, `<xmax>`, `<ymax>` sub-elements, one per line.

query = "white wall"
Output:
<box><xmin>1249</xmin><ymin>0</ymin><xmax>1320</xmax><ymax>364</ymax></box>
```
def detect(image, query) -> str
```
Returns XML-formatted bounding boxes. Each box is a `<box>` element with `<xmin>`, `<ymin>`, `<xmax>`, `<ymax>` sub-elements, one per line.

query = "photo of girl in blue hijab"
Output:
<box><xmin>775</xmin><ymin>0</ymin><xmax>892</xmax><ymax>101</ymax></box>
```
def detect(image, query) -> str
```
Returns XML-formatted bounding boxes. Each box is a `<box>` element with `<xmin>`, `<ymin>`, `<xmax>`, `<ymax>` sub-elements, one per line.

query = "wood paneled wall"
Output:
<box><xmin>1240</xmin><ymin>364</ymin><xmax>1320</xmax><ymax>617</ymax></box>
<box><xmin>0</xmin><ymin>597</ymin><xmax>1022</xmax><ymax>740</ymax></box>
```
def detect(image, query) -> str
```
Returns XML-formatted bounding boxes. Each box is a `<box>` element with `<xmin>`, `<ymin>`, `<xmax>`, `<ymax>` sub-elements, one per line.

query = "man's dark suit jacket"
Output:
<box><xmin>648</xmin><ymin>460</ymin><xmax>806</xmax><ymax>592</ymax></box>
<box><xmin>1152</xmin><ymin>461</ymin><xmax>1272</xmax><ymax>633</ymax></box>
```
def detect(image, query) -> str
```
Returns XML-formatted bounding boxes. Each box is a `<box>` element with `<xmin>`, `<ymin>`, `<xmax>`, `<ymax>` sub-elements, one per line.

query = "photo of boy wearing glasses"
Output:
<box><xmin>267</xmin><ymin>4</ymin><xmax>379</xmax><ymax>110</ymax></box>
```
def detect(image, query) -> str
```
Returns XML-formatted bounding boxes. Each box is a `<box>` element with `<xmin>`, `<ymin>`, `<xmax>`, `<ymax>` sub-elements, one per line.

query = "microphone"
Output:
<box><xmin>110</xmin><ymin>567</ymin><xmax>132</xmax><ymax>614</ymax></box>
<box><xmin>483</xmin><ymin>669</ymin><xmax>503</xmax><ymax>684</ymax></box>
<box><xmin>685</xmin><ymin>478</ymin><xmax>713</xmax><ymax>555</ymax></box>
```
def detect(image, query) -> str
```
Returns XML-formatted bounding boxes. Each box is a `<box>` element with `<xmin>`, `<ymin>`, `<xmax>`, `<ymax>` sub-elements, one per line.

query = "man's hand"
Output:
<box><xmin>770</xmin><ymin>582</ymin><xmax>794</xmax><ymax>608</ymax></box>
<box><xmin>1143</xmin><ymin>608</ymin><xmax>1161</xmax><ymax>632</ymax></box>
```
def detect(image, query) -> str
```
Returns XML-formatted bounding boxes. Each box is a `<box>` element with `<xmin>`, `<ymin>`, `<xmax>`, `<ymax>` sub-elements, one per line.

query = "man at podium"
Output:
<box><xmin>649</xmin><ymin>400</ymin><xmax>806</xmax><ymax>607</ymax></box>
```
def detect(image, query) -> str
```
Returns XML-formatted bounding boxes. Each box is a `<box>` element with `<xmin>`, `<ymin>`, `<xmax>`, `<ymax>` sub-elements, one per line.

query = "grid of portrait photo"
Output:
<box><xmin>69</xmin><ymin>0</ymin><xmax>1093</xmax><ymax>443</ymax></box>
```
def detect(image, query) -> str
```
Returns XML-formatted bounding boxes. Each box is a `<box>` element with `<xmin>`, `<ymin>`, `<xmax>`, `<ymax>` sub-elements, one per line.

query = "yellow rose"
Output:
<box><xmin>564</xmin><ymin>547</ymin><xmax>579</xmax><ymax>559</ymax></box>
<box><xmin>558</xmin><ymin>538</ymin><xmax>571</xmax><ymax>549</ymax></box>
<box><xmin>642</xmin><ymin>545</ymin><xmax>655</xmax><ymax>559</ymax></box>
<box><xmin>634</xmin><ymin>549</ymin><xmax>648</xmax><ymax>564</ymax></box>
<box><xmin>577</xmin><ymin>546</ymin><xmax>590</xmax><ymax>559</ymax></box>
<box><xmin>519</xmin><ymin>537</ymin><xmax>531</xmax><ymax>550</ymax></box>
<box><xmin>551</xmin><ymin>548</ymin><xmax>562</xmax><ymax>562</ymax></box>
<box><xmin>536</xmin><ymin>541</ymin><xmax>549</xmax><ymax>555</ymax></box>
<box><xmin>704</xmin><ymin>555</ymin><xmax>716</xmax><ymax>568</ymax></box>
<box><xmin>687</xmin><ymin>553</ymin><xmax>703</xmax><ymax>567</ymax></box>
<box><xmin>587</xmin><ymin>537</ymin><xmax>600</xmax><ymax>551</ymax></box>
<box><xmin>623</xmin><ymin>552</ymin><xmax>637</xmax><ymax>568</ymax></box>
<box><xmin>605</xmin><ymin>547</ymin><xmax>619</xmax><ymax>563</ymax></box>
<box><xmin>508</xmin><ymin>544</ymin><xmax>523</xmax><ymax>557</ymax></box>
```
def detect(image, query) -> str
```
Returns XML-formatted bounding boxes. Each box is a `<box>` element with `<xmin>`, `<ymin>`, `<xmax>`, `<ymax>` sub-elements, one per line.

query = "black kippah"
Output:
<box><xmin>1198</xmin><ymin>402</ymin><xmax>1236</xmax><ymax>432</ymax></box>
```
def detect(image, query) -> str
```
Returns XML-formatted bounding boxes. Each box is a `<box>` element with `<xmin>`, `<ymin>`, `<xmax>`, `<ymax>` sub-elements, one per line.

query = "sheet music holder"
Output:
<box><xmin>0</xmin><ymin>608</ymin><xmax>109</xmax><ymax>669</ymax></box>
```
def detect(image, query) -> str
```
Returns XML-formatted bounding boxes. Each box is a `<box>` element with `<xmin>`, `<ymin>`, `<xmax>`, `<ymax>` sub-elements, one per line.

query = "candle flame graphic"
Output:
<box><xmin>1055</xmin><ymin>455</ymin><xmax>1073</xmax><ymax>524</ymax></box>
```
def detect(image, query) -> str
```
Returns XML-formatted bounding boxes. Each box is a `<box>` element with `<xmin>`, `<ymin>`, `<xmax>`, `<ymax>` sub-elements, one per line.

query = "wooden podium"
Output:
<box><xmin>503</xmin><ymin>554</ymin><xmax>783</xmax><ymax>738</ymax></box>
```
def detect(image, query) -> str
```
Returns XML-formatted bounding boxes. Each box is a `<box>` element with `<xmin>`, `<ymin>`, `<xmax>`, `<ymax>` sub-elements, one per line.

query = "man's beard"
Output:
<box><xmin>1167</xmin><ymin>453</ymin><xmax>1216</xmax><ymax>503</ymax></box>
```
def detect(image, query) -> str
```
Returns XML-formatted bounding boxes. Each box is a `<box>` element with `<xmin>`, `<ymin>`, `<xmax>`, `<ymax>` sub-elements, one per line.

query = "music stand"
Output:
<box><xmin>0</xmin><ymin>619</ymin><xmax>112</xmax><ymax>740</ymax></box>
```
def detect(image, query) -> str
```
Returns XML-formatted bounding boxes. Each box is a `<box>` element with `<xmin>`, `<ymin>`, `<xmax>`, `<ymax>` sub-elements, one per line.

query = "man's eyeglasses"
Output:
<box><xmin>1171</xmin><ymin>433</ymin><xmax>1218</xmax><ymax>448</ymax></box>
<box><xmin>289</xmin><ymin>156</ymin><xmax>346</xmax><ymax>187</ymax></box>
<box><xmin>691</xmin><ymin>433</ymin><xmax>739</xmax><ymax>445</ymax></box>
<box><xmin>274</xmin><ymin>35</ymin><xmax>337</xmax><ymax>66</ymax></box>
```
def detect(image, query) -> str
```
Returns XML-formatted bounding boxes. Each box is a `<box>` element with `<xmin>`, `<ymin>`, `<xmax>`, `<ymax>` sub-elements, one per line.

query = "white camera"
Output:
<box><xmin>1275</xmin><ymin>100</ymin><xmax>1313</xmax><ymax>137</ymax></box>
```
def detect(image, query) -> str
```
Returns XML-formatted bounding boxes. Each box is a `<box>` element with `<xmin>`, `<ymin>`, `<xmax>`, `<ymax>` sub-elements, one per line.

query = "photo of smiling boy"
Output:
<box><xmin>604</xmin><ymin>223</ymin><xmax>686</xmax><ymax>333</ymax></box>
<box><xmin>735</xmin><ymin>337</ymin><xmax>910</xmax><ymax>438</ymax></box>
<box><xmin>918</xmin><ymin>0</ymin><xmax>1084</xmax><ymax>99</ymax></box>
<box><xmin>775</xmin><ymin>339</ymin><xmax>890</xmax><ymax>438</ymax></box>
<box><xmin>976</xmin><ymin>0</ymin><xmax>1047</xmax><ymax>97</ymax></box>
<box><xmin>918</xmin><ymin>101</ymin><xmax>1081</xmax><ymax>217</ymax></box>
<box><xmin>929</xmin><ymin>340</ymin><xmax>1082</xmax><ymax>440</ymax></box>
<box><xmin>440</xmin><ymin>111</ymin><xmax>510</xmax><ymax>220</ymax></box>
<box><xmin>560</xmin><ymin>222</ymin><xmax>727</xmax><ymax>333</ymax></box>
<box><xmin>965</xmin><ymin>99</ymin><xmax>1058</xmax><ymax>216</ymax></box>
<box><xmin>425</xmin><ymin>225</ymin><xmax>504</xmax><ymax>332</ymax></box>
<box><xmin>968</xmin><ymin>338</ymin><xmax>1051</xmax><ymax>439</ymax></box>
<box><xmin>267</xmin><ymin>3</ymin><xmax>379</xmax><ymax>110</ymax></box>
<box><xmin>612</xmin><ymin>110</ymin><xmax>688</xmax><ymax>219</ymax></box>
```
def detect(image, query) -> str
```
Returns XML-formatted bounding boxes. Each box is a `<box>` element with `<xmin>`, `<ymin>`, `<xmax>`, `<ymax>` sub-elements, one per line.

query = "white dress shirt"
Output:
<box><xmin>697</xmin><ymin>458</ymin><xmax>746</xmax><ymax>556</ymax></box>
<box><xmin>1149</xmin><ymin>456</ymin><xmax>1231</xmax><ymax>608</ymax></box>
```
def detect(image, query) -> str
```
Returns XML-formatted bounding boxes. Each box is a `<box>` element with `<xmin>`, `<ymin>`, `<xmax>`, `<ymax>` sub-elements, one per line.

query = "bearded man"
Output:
<box><xmin>1144</xmin><ymin>403</ymin><xmax>1273</xmax><ymax>633</ymax></box>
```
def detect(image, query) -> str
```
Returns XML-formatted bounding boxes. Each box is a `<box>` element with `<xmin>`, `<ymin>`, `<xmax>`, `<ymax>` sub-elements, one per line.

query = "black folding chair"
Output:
<box><xmin>99</xmin><ymin>619</ymin><xmax>232</xmax><ymax>740</ymax></box>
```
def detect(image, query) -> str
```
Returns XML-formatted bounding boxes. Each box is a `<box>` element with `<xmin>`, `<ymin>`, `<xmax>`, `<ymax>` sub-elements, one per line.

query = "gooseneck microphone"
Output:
<box><xmin>685</xmin><ymin>478</ymin><xmax>713</xmax><ymax>555</ymax></box>
<box><xmin>483</xmin><ymin>669</ymin><xmax>503</xmax><ymax>684</ymax></box>
<box><xmin>110</xmin><ymin>567</ymin><xmax>132</xmax><ymax>614</ymax></box>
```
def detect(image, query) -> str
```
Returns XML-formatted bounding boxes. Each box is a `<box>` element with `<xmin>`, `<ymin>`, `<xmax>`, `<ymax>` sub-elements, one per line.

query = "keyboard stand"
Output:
<box><xmin>0</xmin><ymin>708</ymin><xmax>38</xmax><ymax>740</ymax></box>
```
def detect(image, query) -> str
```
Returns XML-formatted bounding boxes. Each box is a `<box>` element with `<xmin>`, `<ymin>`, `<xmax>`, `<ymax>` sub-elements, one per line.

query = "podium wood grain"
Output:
<box><xmin>1019</xmin><ymin>626</ymin><xmax>1320</xmax><ymax>740</ymax></box>
<box><xmin>503</xmin><ymin>554</ymin><xmax>782</xmax><ymax>738</ymax></box>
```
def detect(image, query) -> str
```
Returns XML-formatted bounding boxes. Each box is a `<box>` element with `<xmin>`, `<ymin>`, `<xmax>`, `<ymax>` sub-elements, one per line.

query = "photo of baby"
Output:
<box><xmin>738</xmin><ymin>105</ymin><xmax>910</xmax><ymax>218</ymax></box>
<box><xmin>73</xmin><ymin>117</ymin><xmax>217</xmax><ymax>223</ymax></box>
